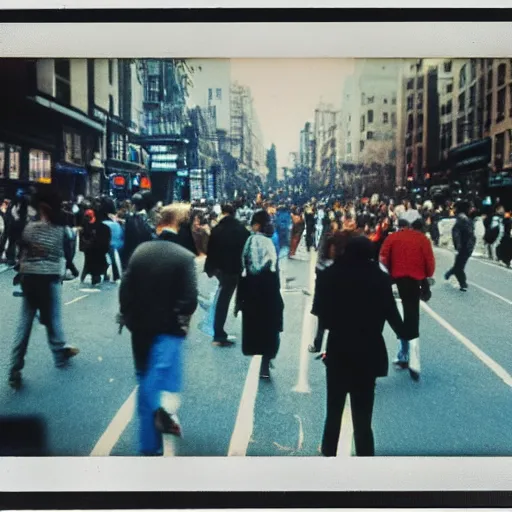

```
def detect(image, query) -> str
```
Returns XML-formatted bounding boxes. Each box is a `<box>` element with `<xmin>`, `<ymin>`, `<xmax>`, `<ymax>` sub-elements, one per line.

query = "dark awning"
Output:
<box><xmin>55</xmin><ymin>163</ymin><xmax>87</xmax><ymax>176</ymax></box>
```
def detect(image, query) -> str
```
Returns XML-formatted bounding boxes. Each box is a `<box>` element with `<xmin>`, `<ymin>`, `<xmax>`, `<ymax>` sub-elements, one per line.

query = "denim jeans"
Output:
<box><xmin>10</xmin><ymin>275</ymin><xmax>68</xmax><ymax>374</ymax></box>
<box><xmin>213</xmin><ymin>273</ymin><xmax>238</xmax><ymax>341</ymax></box>
<box><xmin>136</xmin><ymin>334</ymin><xmax>185</xmax><ymax>456</ymax></box>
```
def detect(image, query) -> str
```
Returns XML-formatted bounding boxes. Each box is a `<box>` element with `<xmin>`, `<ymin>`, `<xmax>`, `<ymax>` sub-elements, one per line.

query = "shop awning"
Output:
<box><xmin>55</xmin><ymin>163</ymin><xmax>87</xmax><ymax>176</ymax></box>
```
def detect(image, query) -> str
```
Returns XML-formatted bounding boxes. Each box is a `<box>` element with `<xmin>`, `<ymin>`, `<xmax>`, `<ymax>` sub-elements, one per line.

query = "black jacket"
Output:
<box><xmin>159</xmin><ymin>227</ymin><xmax>197</xmax><ymax>255</ymax></box>
<box><xmin>315</xmin><ymin>237</ymin><xmax>406</xmax><ymax>386</ymax></box>
<box><xmin>452</xmin><ymin>213</ymin><xmax>476</xmax><ymax>254</ymax></box>
<box><xmin>205</xmin><ymin>215</ymin><xmax>250</xmax><ymax>276</ymax></box>
<box><xmin>119</xmin><ymin>238</ymin><xmax>198</xmax><ymax>371</ymax></box>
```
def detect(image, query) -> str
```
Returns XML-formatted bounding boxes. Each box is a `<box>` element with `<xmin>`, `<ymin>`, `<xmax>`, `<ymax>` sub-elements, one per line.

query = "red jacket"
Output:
<box><xmin>379</xmin><ymin>229</ymin><xmax>435</xmax><ymax>281</ymax></box>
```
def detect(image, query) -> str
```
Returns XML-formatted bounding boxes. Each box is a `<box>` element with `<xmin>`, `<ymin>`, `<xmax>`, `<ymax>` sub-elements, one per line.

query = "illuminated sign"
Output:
<box><xmin>152</xmin><ymin>162</ymin><xmax>177</xmax><ymax>170</ymax></box>
<box><xmin>140</xmin><ymin>176</ymin><xmax>151</xmax><ymax>189</ymax></box>
<box><xmin>150</xmin><ymin>145</ymin><xmax>173</xmax><ymax>153</ymax></box>
<box><xmin>151</xmin><ymin>154</ymin><xmax>178</xmax><ymax>162</ymax></box>
<box><xmin>177</xmin><ymin>170</ymin><xmax>189</xmax><ymax>177</ymax></box>
<box><xmin>112</xmin><ymin>175</ymin><xmax>126</xmax><ymax>188</ymax></box>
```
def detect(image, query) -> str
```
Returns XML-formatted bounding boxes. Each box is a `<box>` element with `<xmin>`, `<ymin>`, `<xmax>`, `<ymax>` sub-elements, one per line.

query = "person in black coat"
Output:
<box><xmin>316</xmin><ymin>235</ymin><xmax>406</xmax><ymax>456</ymax></box>
<box><xmin>205</xmin><ymin>203</ymin><xmax>250</xmax><ymax>345</ymax></box>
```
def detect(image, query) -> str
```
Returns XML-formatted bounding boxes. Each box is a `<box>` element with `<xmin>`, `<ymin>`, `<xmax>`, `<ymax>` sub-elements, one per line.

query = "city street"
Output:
<box><xmin>0</xmin><ymin>243</ymin><xmax>511</xmax><ymax>457</ymax></box>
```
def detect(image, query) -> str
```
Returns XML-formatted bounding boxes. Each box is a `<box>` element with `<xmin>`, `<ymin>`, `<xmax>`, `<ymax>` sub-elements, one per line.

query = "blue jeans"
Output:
<box><xmin>10</xmin><ymin>275</ymin><xmax>68</xmax><ymax>374</ymax></box>
<box><xmin>136</xmin><ymin>334</ymin><xmax>184</xmax><ymax>456</ymax></box>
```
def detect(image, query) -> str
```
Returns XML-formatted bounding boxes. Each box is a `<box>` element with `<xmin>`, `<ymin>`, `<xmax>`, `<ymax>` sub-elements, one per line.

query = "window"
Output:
<box><xmin>417</xmin><ymin>76</ymin><xmax>424</xmax><ymax>90</ymax></box>
<box><xmin>63</xmin><ymin>131</ymin><xmax>83</xmax><ymax>164</ymax></box>
<box><xmin>391</xmin><ymin>112</ymin><xmax>397</xmax><ymax>127</ymax></box>
<box><xmin>216</xmin><ymin>88</ymin><xmax>222</xmax><ymax>100</ymax></box>
<box><xmin>108</xmin><ymin>59</ymin><xmax>114</xmax><ymax>85</ymax></box>
<box><xmin>495</xmin><ymin>132</ymin><xmax>505</xmax><ymax>162</ymax></box>
<box><xmin>487</xmin><ymin>69</ymin><xmax>493</xmax><ymax>91</ymax></box>
<box><xmin>498</xmin><ymin>63</ymin><xmax>506</xmax><ymax>87</ymax></box>
<box><xmin>446</xmin><ymin>100</ymin><xmax>453</xmax><ymax>114</ymax></box>
<box><xmin>367</xmin><ymin>110</ymin><xmax>374</xmax><ymax>123</ymax></box>
<box><xmin>8</xmin><ymin>145</ymin><xmax>20</xmax><ymax>180</ymax></box>
<box><xmin>444</xmin><ymin>60</ymin><xmax>452</xmax><ymax>73</ymax></box>
<box><xmin>55</xmin><ymin>59</ymin><xmax>71</xmax><ymax>104</ymax></box>
<box><xmin>417</xmin><ymin>92</ymin><xmax>423</xmax><ymax>110</ymax></box>
<box><xmin>406</xmin><ymin>150</ymin><xmax>412</xmax><ymax>164</ymax></box>
<box><xmin>360</xmin><ymin>115</ymin><xmax>365</xmax><ymax>132</ymax></box>
<box><xmin>487</xmin><ymin>58</ymin><xmax>493</xmax><ymax>69</ymax></box>
<box><xmin>447</xmin><ymin>83</ymin><xmax>453</xmax><ymax>94</ymax></box>
<box><xmin>407</xmin><ymin>79</ymin><xmax>414</xmax><ymax>90</ymax></box>
<box><xmin>457</xmin><ymin>117</ymin><xmax>465</xmax><ymax>144</ymax></box>
<box><xmin>109</xmin><ymin>95</ymin><xmax>114</xmax><ymax>115</ymax></box>
<box><xmin>497</xmin><ymin>87</ymin><xmax>506</xmax><ymax>122</ymax></box>
<box><xmin>383</xmin><ymin>98</ymin><xmax>388</xmax><ymax>104</ymax></box>
<box><xmin>0</xmin><ymin>143</ymin><xmax>5</xmax><ymax>178</ymax></box>
<box><xmin>383</xmin><ymin>112</ymin><xmax>389</xmax><ymax>124</ymax></box>
<box><xmin>469</xmin><ymin>85</ymin><xmax>476</xmax><ymax>108</ymax></box>
<box><xmin>110</xmin><ymin>132</ymin><xmax>126</xmax><ymax>161</ymax></box>
<box><xmin>360</xmin><ymin>140</ymin><xmax>365</xmax><ymax>152</ymax></box>
<box><xmin>392</xmin><ymin>97</ymin><xmax>397</xmax><ymax>105</ymax></box>
<box><xmin>458</xmin><ymin>92</ymin><xmax>465</xmax><ymax>113</ymax></box>
<box><xmin>367</xmin><ymin>131</ymin><xmax>374</xmax><ymax>140</ymax></box>
<box><xmin>208</xmin><ymin>105</ymin><xmax>217</xmax><ymax>125</ymax></box>
<box><xmin>348</xmin><ymin>115</ymin><xmax>351</xmax><ymax>122</ymax></box>
<box><xmin>467</xmin><ymin>111</ymin><xmax>475</xmax><ymax>140</ymax></box>
<box><xmin>459</xmin><ymin>64</ymin><xmax>467</xmax><ymax>89</ymax></box>
<box><xmin>29</xmin><ymin>149</ymin><xmax>52</xmax><ymax>183</ymax></box>
<box><xmin>418</xmin><ymin>113</ymin><xmax>424</xmax><ymax>128</ymax></box>
<box><xmin>347</xmin><ymin>142</ymin><xmax>352</xmax><ymax>154</ymax></box>
<box><xmin>510</xmin><ymin>84</ymin><xmax>512</xmax><ymax>116</ymax></box>
<box><xmin>447</xmin><ymin>122</ymin><xmax>453</xmax><ymax>148</ymax></box>
<box><xmin>471</xmin><ymin>59</ymin><xmax>477</xmax><ymax>81</ymax></box>
<box><xmin>367</xmin><ymin>96</ymin><xmax>375</xmax><ymax>104</ymax></box>
<box><xmin>407</xmin><ymin>94</ymin><xmax>414</xmax><ymax>110</ymax></box>
<box><xmin>347</xmin><ymin>131</ymin><xmax>351</xmax><ymax>137</ymax></box>
<box><xmin>486</xmin><ymin>93</ymin><xmax>492</xmax><ymax>127</ymax></box>
<box><xmin>407</xmin><ymin>114</ymin><xmax>414</xmax><ymax>132</ymax></box>
<box><xmin>208</xmin><ymin>88</ymin><xmax>213</xmax><ymax>101</ymax></box>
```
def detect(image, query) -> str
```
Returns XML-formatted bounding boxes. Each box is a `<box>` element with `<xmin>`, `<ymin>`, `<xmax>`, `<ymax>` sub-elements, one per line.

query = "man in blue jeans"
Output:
<box><xmin>119</xmin><ymin>204</ymin><xmax>198</xmax><ymax>455</ymax></box>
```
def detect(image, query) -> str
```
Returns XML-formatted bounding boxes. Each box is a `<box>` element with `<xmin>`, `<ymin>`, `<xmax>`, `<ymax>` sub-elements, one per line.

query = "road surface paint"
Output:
<box><xmin>292</xmin><ymin>253</ymin><xmax>316</xmax><ymax>394</ymax></box>
<box><xmin>421</xmin><ymin>302</ymin><xmax>512</xmax><ymax>388</ymax></box>
<box><xmin>64</xmin><ymin>295</ymin><xmax>88</xmax><ymax>306</ymax></box>
<box><xmin>294</xmin><ymin>414</ymin><xmax>304</xmax><ymax>451</ymax></box>
<box><xmin>467</xmin><ymin>280</ymin><xmax>512</xmax><ymax>306</ymax></box>
<box><xmin>227</xmin><ymin>355</ymin><xmax>262</xmax><ymax>456</ymax></box>
<box><xmin>90</xmin><ymin>387</ymin><xmax>137</xmax><ymax>456</ymax></box>
<box><xmin>436</xmin><ymin>247</ymin><xmax>512</xmax><ymax>274</ymax></box>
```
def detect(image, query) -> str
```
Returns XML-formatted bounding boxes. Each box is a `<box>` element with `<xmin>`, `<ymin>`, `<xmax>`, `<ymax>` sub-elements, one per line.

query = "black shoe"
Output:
<box><xmin>393</xmin><ymin>360</ymin><xmax>409</xmax><ymax>370</ymax></box>
<box><xmin>154</xmin><ymin>407</ymin><xmax>182</xmax><ymax>437</ymax></box>
<box><xmin>460</xmin><ymin>287</ymin><xmax>468</xmax><ymax>292</ymax></box>
<box><xmin>409</xmin><ymin>369</ymin><xmax>420</xmax><ymax>381</ymax></box>
<box><xmin>212</xmin><ymin>336</ymin><xmax>236</xmax><ymax>347</ymax></box>
<box><xmin>8</xmin><ymin>371</ymin><xmax>22</xmax><ymax>390</ymax></box>
<box><xmin>56</xmin><ymin>346</ymin><xmax>80</xmax><ymax>367</ymax></box>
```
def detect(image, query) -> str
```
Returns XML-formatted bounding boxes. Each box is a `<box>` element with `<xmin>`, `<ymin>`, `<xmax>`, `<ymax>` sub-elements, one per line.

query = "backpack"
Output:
<box><xmin>484</xmin><ymin>225</ymin><xmax>500</xmax><ymax>245</ymax></box>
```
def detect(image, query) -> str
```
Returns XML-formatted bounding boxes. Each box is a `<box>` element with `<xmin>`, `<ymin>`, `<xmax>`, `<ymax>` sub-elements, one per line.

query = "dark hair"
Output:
<box><xmin>251</xmin><ymin>209</ymin><xmax>271</xmax><ymax>230</ymax></box>
<box><xmin>456</xmin><ymin>200</ymin><xmax>470</xmax><ymax>215</ymax></box>
<box><xmin>411</xmin><ymin>219</ymin><xmax>425</xmax><ymax>232</ymax></box>
<box><xmin>221</xmin><ymin>203</ymin><xmax>235</xmax><ymax>216</ymax></box>
<box><xmin>33</xmin><ymin>189</ymin><xmax>64</xmax><ymax>225</ymax></box>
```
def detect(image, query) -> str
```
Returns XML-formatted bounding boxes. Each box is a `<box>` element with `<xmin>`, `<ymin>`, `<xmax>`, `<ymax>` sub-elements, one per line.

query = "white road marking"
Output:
<box><xmin>64</xmin><ymin>295</ymin><xmax>88</xmax><ymax>306</ymax></box>
<box><xmin>337</xmin><ymin>396</ymin><xmax>354</xmax><ymax>457</ymax></box>
<box><xmin>227</xmin><ymin>355</ymin><xmax>262</xmax><ymax>456</ymax></box>
<box><xmin>436</xmin><ymin>247</ymin><xmax>512</xmax><ymax>274</ymax></box>
<box><xmin>421</xmin><ymin>302</ymin><xmax>512</xmax><ymax>388</ymax></box>
<box><xmin>467</xmin><ymin>280</ymin><xmax>512</xmax><ymax>307</ymax></box>
<box><xmin>292</xmin><ymin>253</ymin><xmax>316</xmax><ymax>394</ymax></box>
<box><xmin>79</xmin><ymin>288</ymin><xmax>101</xmax><ymax>293</ymax></box>
<box><xmin>294</xmin><ymin>414</ymin><xmax>304</xmax><ymax>451</ymax></box>
<box><xmin>90</xmin><ymin>387</ymin><xmax>137</xmax><ymax>456</ymax></box>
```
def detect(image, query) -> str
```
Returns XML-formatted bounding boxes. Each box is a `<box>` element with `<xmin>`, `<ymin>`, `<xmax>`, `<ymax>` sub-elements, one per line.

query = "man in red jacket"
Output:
<box><xmin>379</xmin><ymin>219</ymin><xmax>435</xmax><ymax>381</ymax></box>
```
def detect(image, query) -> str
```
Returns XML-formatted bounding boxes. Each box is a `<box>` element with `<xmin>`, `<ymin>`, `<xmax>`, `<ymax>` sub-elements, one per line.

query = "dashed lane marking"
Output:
<box><xmin>64</xmin><ymin>295</ymin><xmax>88</xmax><ymax>306</ymax></box>
<box><xmin>227</xmin><ymin>355</ymin><xmax>262</xmax><ymax>456</ymax></box>
<box><xmin>90</xmin><ymin>387</ymin><xmax>137</xmax><ymax>456</ymax></box>
<box><xmin>292</xmin><ymin>253</ymin><xmax>316</xmax><ymax>394</ymax></box>
<box><xmin>421</xmin><ymin>302</ymin><xmax>512</xmax><ymax>388</ymax></box>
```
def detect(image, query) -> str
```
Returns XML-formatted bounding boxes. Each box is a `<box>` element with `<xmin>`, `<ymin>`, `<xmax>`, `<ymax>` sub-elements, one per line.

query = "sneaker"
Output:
<box><xmin>393</xmin><ymin>360</ymin><xmax>409</xmax><ymax>370</ymax></box>
<box><xmin>154</xmin><ymin>407</ymin><xmax>182</xmax><ymax>437</ymax></box>
<box><xmin>8</xmin><ymin>371</ymin><xmax>22</xmax><ymax>390</ymax></box>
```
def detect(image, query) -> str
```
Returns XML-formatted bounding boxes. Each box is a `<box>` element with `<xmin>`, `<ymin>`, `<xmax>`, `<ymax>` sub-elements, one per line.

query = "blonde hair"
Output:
<box><xmin>158</xmin><ymin>203</ymin><xmax>191</xmax><ymax>227</ymax></box>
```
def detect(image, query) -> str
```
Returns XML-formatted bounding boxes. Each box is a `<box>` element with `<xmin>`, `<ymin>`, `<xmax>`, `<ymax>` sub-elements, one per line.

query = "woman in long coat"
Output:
<box><xmin>316</xmin><ymin>235</ymin><xmax>406</xmax><ymax>456</ymax></box>
<box><xmin>236</xmin><ymin>210</ymin><xmax>284</xmax><ymax>379</ymax></box>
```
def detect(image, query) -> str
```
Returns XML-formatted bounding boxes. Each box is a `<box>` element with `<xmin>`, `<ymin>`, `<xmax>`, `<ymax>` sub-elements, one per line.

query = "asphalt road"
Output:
<box><xmin>0</xmin><ymin>242</ymin><xmax>511</xmax><ymax>457</ymax></box>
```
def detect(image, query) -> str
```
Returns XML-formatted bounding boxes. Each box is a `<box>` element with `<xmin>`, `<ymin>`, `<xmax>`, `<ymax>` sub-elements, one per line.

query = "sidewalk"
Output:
<box><xmin>0</xmin><ymin>263</ymin><xmax>11</xmax><ymax>274</ymax></box>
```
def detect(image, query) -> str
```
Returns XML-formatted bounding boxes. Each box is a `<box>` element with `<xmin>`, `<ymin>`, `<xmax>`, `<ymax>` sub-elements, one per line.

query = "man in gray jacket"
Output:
<box><xmin>444</xmin><ymin>201</ymin><xmax>476</xmax><ymax>292</ymax></box>
<box><xmin>119</xmin><ymin>204</ymin><xmax>198</xmax><ymax>456</ymax></box>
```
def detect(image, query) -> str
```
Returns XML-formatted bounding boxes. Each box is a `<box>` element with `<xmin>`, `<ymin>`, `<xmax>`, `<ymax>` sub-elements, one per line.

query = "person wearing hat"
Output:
<box><xmin>8</xmin><ymin>190</ymin><xmax>79</xmax><ymax>390</ymax></box>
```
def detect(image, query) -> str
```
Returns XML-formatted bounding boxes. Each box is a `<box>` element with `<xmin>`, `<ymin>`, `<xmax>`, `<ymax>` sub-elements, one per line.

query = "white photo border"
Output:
<box><xmin>0</xmin><ymin>19</ymin><xmax>511</xmax><ymax>493</ymax></box>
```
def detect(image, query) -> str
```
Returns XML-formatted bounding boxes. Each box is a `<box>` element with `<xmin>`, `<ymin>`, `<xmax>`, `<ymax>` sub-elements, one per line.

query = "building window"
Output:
<box><xmin>216</xmin><ymin>88</ymin><xmax>222</xmax><ymax>100</ymax></box>
<box><xmin>108</xmin><ymin>59</ymin><xmax>114</xmax><ymax>85</ymax></box>
<box><xmin>29</xmin><ymin>149</ymin><xmax>52</xmax><ymax>183</ymax></box>
<box><xmin>467</xmin><ymin>111</ymin><xmax>475</xmax><ymax>140</ymax></box>
<box><xmin>55</xmin><ymin>59</ymin><xmax>71</xmax><ymax>105</ymax></box>
<box><xmin>510</xmin><ymin>84</ymin><xmax>512</xmax><ymax>116</ymax></box>
<box><xmin>417</xmin><ymin>76</ymin><xmax>424</xmax><ymax>90</ymax></box>
<box><xmin>110</xmin><ymin>132</ymin><xmax>126</xmax><ymax>161</ymax></box>
<box><xmin>447</xmin><ymin>122</ymin><xmax>453</xmax><ymax>148</ymax></box>
<box><xmin>498</xmin><ymin>63</ymin><xmax>506</xmax><ymax>87</ymax></box>
<box><xmin>146</xmin><ymin>76</ymin><xmax>160</xmax><ymax>102</ymax></box>
<box><xmin>444</xmin><ymin>60</ymin><xmax>452</xmax><ymax>73</ymax></box>
<box><xmin>208</xmin><ymin>88</ymin><xmax>213</xmax><ymax>101</ymax></box>
<box><xmin>63</xmin><ymin>131</ymin><xmax>83</xmax><ymax>165</ymax></box>
<box><xmin>418</xmin><ymin>113</ymin><xmax>424</xmax><ymax>128</ymax></box>
<box><xmin>486</xmin><ymin>93</ymin><xmax>492</xmax><ymax>128</ymax></box>
<box><xmin>458</xmin><ymin>92</ymin><xmax>465</xmax><ymax>113</ymax></box>
<box><xmin>367</xmin><ymin>96</ymin><xmax>375</xmax><ymax>104</ymax></box>
<box><xmin>8</xmin><ymin>145</ymin><xmax>21</xmax><ymax>180</ymax></box>
<box><xmin>446</xmin><ymin>100</ymin><xmax>453</xmax><ymax>114</ymax></box>
<box><xmin>208</xmin><ymin>105</ymin><xmax>217</xmax><ymax>125</ymax></box>
<box><xmin>383</xmin><ymin>98</ymin><xmax>388</xmax><ymax>104</ymax></box>
<box><xmin>487</xmin><ymin>69</ymin><xmax>493</xmax><ymax>91</ymax></box>
<box><xmin>367</xmin><ymin>110</ymin><xmax>374</xmax><ymax>123</ymax></box>
<box><xmin>487</xmin><ymin>59</ymin><xmax>493</xmax><ymax>69</ymax></box>
<box><xmin>383</xmin><ymin>112</ymin><xmax>389</xmax><ymax>124</ymax></box>
<box><xmin>391</xmin><ymin>112</ymin><xmax>397</xmax><ymax>127</ymax></box>
<box><xmin>447</xmin><ymin>83</ymin><xmax>453</xmax><ymax>94</ymax></box>
<box><xmin>406</xmin><ymin>150</ymin><xmax>412</xmax><ymax>164</ymax></box>
<box><xmin>470</xmin><ymin>59</ymin><xmax>477</xmax><ymax>82</ymax></box>
<box><xmin>367</xmin><ymin>131</ymin><xmax>374</xmax><ymax>140</ymax></box>
<box><xmin>109</xmin><ymin>95</ymin><xmax>114</xmax><ymax>115</ymax></box>
<box><xmin>495</xmin><ymin>132</ymin><xmax>505</xmax><ymax>163</ymax></box>
<box><xmin>407</xmin><ymin>79</ymin><xmax>414</xmax><ymax>90</ymax></box>
<box><xmin>360</xmin><ymin>115</ymin><xmax>365</xmax><ymax>132</ymax></box>
<box><xmin>407</xmin><ymin>94</ymin><xmax>414</xmax><ymax>111</ymax></box>
<box><xmin>417</xmin><ymin>92</ymin><xmax>423</xmax><ymax>110</ymax></box>
<box><xmin>347</xmin><ymin>142</ymin><xmax>352</xmax><ymax>154</ymax></box>
<box><xmin>469</xmin><ymin>85</ymin><xmax>476</xmax><ymax>108</ymax></box>
<box><xmin>360</xmin><ymin>140</ymin><xmax>365</xmax><ymax>152</ymax></box>
<box><xmin>0</xmin><ymin>143</ymin><xmax>5</xmax><ymax>178</ymax></box>
<box><xmin>457</xmin><ymin>117</ymin><xmax>465</xmax><ymax>144</ymax></box>
<box><xmin>407</xmin><ymin>114</ymin><xmax>413</xmax><ymax>132</ymax></box>
<box><xmin>459</xmin><ymin>64</ymin><xmax>467</xmax><ymax>89</ymax></box>
<box><xmin>497</xmin><ymin>87</ymin><xmax>506</xmax><ymax>122</ymax></box>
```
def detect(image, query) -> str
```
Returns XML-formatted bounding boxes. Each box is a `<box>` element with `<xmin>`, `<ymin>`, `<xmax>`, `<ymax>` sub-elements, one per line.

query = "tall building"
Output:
<box><xmin>312</xmin><ymin>103</ymin><xmax>339</xmax><ymax>188</ymax></box>
<box><xmin>339</xmin><ymin>60</ymin><xmax>400</xmax><ymax>168</ymax></box>
<box><xmin>299</xmin><ymin>121</ymin><xmax>315</xmax><ymax>169</ymax></box>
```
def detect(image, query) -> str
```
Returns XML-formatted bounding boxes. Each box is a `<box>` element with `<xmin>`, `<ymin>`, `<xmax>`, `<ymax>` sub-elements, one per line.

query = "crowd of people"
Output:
<box><xmin>1</xmin><ymin>185</ymin><xmax>511</xmax><ymax>457</ymax></box>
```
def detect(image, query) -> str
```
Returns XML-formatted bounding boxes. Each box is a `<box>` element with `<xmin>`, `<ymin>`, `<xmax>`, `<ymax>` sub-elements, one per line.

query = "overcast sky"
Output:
<box><xmin>230</xmin><ymin>59</ymin><xmax>355</xmax><ymax>169</ymax></box>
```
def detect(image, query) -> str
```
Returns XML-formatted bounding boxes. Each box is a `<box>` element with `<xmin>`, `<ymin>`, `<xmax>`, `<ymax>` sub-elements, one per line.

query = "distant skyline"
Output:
<box><xmin>230</xmin><ymin>59</ymin><xmax>355</xmax><ymax>169</ymax></box>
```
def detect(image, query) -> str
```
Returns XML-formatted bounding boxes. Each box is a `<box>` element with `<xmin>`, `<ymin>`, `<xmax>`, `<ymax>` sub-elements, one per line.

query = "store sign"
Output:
<box><xmin>489</xmin><ymin>173</ymin><xmax>512</xmax><ymax>188</ymax></box>
<box><xmin>151</xmin><ymin>154</ymin><xmax>178</xmax><ymax>162</ymax></box>
<box><xmin>152</xmin><ymin>162</ymin><xmax>177</xmax><ymax>171</ymax></box>
<box><xmin>177</xmin><ymin>170</ymin><xmax>188</xmax><ymax>177</ymax></box>
<box><xmin>112</xmin><ymin>175</ymin><xmax>126</xmax><ymax>188</ymax></box>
